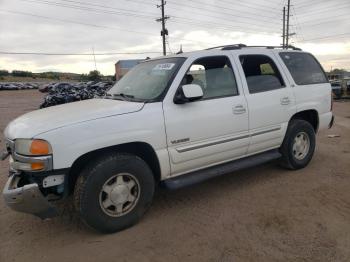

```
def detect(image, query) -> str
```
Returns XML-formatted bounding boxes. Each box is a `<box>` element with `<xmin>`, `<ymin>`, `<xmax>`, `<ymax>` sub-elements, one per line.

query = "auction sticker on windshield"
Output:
<box><xmin>153</xmin><ymin>63</ymin><xmax>175</xmax><ymax>70</ymax></box>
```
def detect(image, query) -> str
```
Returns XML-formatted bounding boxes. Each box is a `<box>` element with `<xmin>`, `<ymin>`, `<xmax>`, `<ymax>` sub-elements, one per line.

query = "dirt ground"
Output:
<box><xmin>0</xmin><ymin>90</ymin><xmax>349</xmax><ymax>262</ymax></box>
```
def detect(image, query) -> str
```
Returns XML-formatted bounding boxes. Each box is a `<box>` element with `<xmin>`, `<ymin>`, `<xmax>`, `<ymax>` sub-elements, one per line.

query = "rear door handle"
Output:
<box><xmin>280</xmin><ymin>97</ymin><xmax>290</xmax><ymax>105</ymax></box>
<box><xmin>233</xmin><ymin>105</ymin><xmax>246</xmax><ymax>114</ymax></box>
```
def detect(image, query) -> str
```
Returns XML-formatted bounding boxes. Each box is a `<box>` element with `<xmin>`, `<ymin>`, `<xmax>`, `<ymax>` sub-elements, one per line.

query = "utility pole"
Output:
<box><xmin>156</xmin><ymin>0</ymin><xmax>170</xmax><ymax>56</ymax></box>
<box><xmin>286</xmin><ymin>0</ymin><xmax>291</xmax><ymax>48</ymax></box>
<box><xmin>282</xmin><ymin>7</ymin><xmax>286</xmax><ymax>49</ymax></box>
<box><xmin>92</xmin><ymin>47</ymin><xmax>97</xmax><ymax>71</ymax></box>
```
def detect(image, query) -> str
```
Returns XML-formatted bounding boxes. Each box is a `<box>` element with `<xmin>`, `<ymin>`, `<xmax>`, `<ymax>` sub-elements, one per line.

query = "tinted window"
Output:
<box><xmin>182</xmin><ymin>56</ymin><xmax>238</xmax><ymax>99</ymax></box>
<box><xmin>240</xmin><ymin>55</ymin><xmax>285</xmax><ymax>94</ymax></box>
<box><xmin>279</xmin><ymin>52</ymin><xmax>328</xmax><ymax>85</ymax></box>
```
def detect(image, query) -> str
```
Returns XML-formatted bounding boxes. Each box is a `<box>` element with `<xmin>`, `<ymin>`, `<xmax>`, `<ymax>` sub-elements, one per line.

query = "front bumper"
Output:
<box><xmin>2</xmin><ymin>174</ymin><xmax>58</xmax><ymax>219</ymax></box>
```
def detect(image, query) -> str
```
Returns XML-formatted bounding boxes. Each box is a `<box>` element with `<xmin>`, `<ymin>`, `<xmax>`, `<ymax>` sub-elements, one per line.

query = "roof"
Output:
<box><xmin>147</xmin><ymin>45</ymin><xmax>305</xmax><ymax>61</ymax></box>
<box><xmin>115</xmin><ymin>59</ymin><xmax>143</xmax><ymax>69</ymax></box>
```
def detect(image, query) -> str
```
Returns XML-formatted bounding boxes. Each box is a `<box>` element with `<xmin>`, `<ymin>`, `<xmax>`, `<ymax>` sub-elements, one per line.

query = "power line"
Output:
<box><xmin>0</xmin><ymin>51</ymin><xmax>163</xmax><ymax>55</ymax></box>
<box><xmin>166</xmin><ymin>0</ymin><xmax>280</xmax><ymax>24</ymax></box>
<box><xmin>298</xmin><ymin>33</ymin><xmax>350</xmax><ymax>42</ymax></box>
<box><xmin>296</xmin><ymin>4</ymin><xmax>350</xmax><ymax>17</ymax></box>
<box><xmin>295</xmin><ymin>0</ymin><xmax>349</xmax><ymax>10</ymax></box>
<box><xmin>298</xmin><ymin>15</ymin><xmax>349</xmax><ymax>27</ymax></box>
<box><xmin>17</xmin><ymin>0</ymin><xmax>280</xmax><ymax>37</ymax></box>
<box><xmin>297</xmin><ymin>12</ymin><xmax>349</xmax><ymax>24</ymax></box>
<box><xmin>0</xmin><ymin>9</ymin><xmax>219</xmax><ymax>46</ymax></box>
<box><xmin>219</xmin><ymin>0</ymin><xmax>282</xmax><ymax>12</ymax></box>
<box><xmin>291</xmin><ymin>6</ymin><xmax>305</xmax><ymax>41</ymax></box>
<box><xmin>29</xmin><ymin>0</ymin><xmax>280</xmax><ymax>30</ymax></box>
<box><xmin>171</xmin><ymin>0</ymin><xmax>279</xmax><ymax>20</ymax></box>
<box><xmin>19</xmin><ymin>0</ymin><xmax>156</xmax><ymax>20</ymax></box>
<box><xmin>58</xmin><ymin>0</ymin><xmax>159</xmax><ymax>16</ymax></box>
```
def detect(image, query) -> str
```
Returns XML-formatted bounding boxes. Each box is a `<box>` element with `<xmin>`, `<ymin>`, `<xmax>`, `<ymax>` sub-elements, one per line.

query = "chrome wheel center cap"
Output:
<box><xmin>110</xmin><ymin>185</ymin><xmax>129</xmax><ymax>204</ymax></box>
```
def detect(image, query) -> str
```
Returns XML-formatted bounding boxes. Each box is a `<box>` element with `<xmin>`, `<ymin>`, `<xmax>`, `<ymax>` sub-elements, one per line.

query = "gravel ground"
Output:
<box><xmin>0</xmin><ymin>90</ymin><xmax>350</xmax><ymax>262</ymax></box>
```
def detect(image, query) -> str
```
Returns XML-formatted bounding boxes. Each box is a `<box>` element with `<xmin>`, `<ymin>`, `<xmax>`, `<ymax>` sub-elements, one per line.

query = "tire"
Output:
<box><xmin>279</xmin><ymin>119</ymin><xmax>316</xmax><ymax>170</ymax></box>
<box><xmin>74</xmin><ymin>153</ymin><xmax>155</xmax><ymax>233</ymax></box>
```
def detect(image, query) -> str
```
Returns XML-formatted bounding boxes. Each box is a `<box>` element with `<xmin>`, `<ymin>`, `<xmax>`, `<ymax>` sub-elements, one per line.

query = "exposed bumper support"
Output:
<box><xmin>2</xmin><ymin>174</ymin><xmax>58</xmax><ymax>219</ymax></box>
<box><xmin>329</xmin><ymin>115</ymin><xmax>335</xmax><ymax>129</ymax></box>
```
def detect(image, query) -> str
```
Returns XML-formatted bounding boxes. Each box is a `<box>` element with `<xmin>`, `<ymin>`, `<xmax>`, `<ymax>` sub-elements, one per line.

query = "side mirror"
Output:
<box><xmin>174</xmin><ymin>84</ymin><xmax>203</xmax><ymax>104</ymax></box>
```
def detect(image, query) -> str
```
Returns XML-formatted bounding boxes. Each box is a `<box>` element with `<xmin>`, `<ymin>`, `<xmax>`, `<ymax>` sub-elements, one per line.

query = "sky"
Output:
<box><xmin>0</xmin><ymin>0</ymin><xmax>349</xmax><ymax>75</ymax></box>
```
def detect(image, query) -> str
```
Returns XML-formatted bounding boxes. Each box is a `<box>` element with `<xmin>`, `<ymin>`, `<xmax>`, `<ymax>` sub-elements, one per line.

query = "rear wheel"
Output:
<box><xmin>74</xmin><ymin>153</ymin><xmax>155</xmax><ymax>233</ymax></box>
<box><xmin>280</xmin><ymin>119</ymin><xmax>316</xmax><ymax>170</ymax></box>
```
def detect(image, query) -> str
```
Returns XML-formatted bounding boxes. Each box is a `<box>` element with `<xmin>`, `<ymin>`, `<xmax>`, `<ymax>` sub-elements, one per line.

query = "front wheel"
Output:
<box><xmin>74</xmin><ymin>153</ymin><xmax>155</xmax><ymax>233</ymax></box>
<box><xmin>280</xmin><ymin>119</ymin><xmax>316</xmax><ymax>170</ymax></box>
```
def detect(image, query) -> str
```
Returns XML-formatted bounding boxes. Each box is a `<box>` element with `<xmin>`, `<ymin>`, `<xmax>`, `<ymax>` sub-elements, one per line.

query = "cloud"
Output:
<box><xmin>0</xmin><ymin>0</ymin><xmax>349</xmax><ymax>74</ymax></box>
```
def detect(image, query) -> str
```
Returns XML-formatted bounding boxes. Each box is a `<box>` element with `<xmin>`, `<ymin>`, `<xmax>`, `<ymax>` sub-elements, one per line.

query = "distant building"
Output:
<box><xmin>115</xmin><ymin>59</ymin><xmax>143</xmax><ymax>80</ymax></box>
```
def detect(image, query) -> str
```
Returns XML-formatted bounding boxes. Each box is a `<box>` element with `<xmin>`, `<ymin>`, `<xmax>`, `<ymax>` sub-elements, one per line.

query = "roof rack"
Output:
<box><xmin>206</xmin><ymin>44</ymin><xmax>247</xmax><ymax>50</ymax></box>
<box><xmin>206</xmin><ymin>44</ymin><xmax>302</xmax><ymax>51</ymax></box>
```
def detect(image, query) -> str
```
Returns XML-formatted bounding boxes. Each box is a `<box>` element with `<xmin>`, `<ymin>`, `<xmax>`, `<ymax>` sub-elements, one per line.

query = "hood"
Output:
<box><xmin>4</xmin><ymin>98</ymin><xmax>144</xmax><ymax>140</ymax></box>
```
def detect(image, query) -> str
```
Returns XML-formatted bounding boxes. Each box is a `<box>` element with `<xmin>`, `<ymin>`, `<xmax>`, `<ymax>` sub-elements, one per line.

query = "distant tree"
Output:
<box><xmin>12</xmin><ymin>70</ymin><xmax>33</xmax><ymax>77</ymax></box>
<box><xmin>87</xmin><ymin>70</ymin><xmax>102</xmax><ymax>81</ymax></box>
<box><xmin>80</xmin><ymin>73</ymin><xmax>88</xmax><ymax>81</ymax></box>
<box><xmin>330</xmin><ymin>68</ymin><xmax>348</xmax><ymax>74</ymax></box>
<box><xmin>0</xmin><ymin>70</ymin><xmax>9</xmax><ymax>76</ymax></box>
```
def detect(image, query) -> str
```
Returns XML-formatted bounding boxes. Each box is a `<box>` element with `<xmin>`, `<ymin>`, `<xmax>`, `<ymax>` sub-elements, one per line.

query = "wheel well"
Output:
<box><xmin>290</xmin><ymin>110</ymin><xmax>319</xmax><ymax>132</ymax></box>
<box><xmin>67</xmin><ymin>142</ymin><xmax>161</xmax><ymax>194</ymax></box>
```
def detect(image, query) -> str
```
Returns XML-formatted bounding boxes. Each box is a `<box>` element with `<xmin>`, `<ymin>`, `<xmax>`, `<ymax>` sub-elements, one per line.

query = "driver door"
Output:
<box><xmin>162</xmin><ymin>55</ymin><xmax>249</xmax><ymax>176</ymax></box>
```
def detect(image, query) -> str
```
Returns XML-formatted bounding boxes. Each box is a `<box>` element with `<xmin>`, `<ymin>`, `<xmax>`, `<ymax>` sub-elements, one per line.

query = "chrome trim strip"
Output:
<box><xmin>251</xmin><ymin>127</ymin><xmax>281</xmax><ymax>137</ymax></box>
<box><xmin>175</xmin><ymin>126</ymin><xmax>281</xmax><ymax>153</ymax></box>
<box><xmin>12</xmin><ymin>153</ymin><xmax>53</xmax><ymax>171</ymax></box>
<box><xmin>176</xmin><ymin>134</ymin><xmax>250</xmax><ymax>153</ymax></box>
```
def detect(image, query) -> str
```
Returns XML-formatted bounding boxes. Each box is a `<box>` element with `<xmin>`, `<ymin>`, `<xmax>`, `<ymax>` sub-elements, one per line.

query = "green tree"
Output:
<box><xmin>87</xmin><ymin>70</ymin><xmax>102</xmax><ymax>81</ymax></box>
<box><xmin>12</xmin><ymin>70</ymin><xmax>33</xmax><ymax>77</ymax></box>
<box><xmin>0</xmin><ymin>70</ymin><xmax>9</xmax><ymax>76</ymax></box>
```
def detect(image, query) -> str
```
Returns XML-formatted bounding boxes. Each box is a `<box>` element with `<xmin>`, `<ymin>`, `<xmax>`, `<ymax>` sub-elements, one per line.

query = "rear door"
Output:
<box><xmin>277</xmin><ymin>52</ymin><xmax>332</xmax><ymax>130</ymax></box>
<box><xmin>235</xmin><ymin>52</ymin><xmax>296</xmax><ymax>154</ymax></box>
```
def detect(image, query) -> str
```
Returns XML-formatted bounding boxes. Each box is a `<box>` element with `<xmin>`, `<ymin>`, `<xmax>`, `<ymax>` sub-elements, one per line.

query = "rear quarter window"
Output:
<box><xmin>279</xmin><ymin>52</ymin><xmax>328</xmax><ymax>85</ymax></box>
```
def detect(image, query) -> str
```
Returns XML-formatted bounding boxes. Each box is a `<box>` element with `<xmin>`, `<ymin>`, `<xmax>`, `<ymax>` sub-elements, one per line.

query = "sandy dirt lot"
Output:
<box><xmin>0</xmin><ymin>90</ymin><xmax>349</xmax><ymax>262</ymax></box>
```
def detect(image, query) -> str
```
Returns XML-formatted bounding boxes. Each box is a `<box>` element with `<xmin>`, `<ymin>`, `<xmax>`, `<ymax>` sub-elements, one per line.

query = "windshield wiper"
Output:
<box><xmin>104</xmin><ymin>93</ymin><xmax>135</xmax><ymax>101</ymax></box>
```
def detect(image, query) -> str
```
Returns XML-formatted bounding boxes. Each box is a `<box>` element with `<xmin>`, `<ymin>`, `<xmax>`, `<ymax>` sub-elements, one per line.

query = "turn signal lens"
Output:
<box><xmin>31</xmin><ymin>162</ymin><xmax>45</xmax><ymax>170</ymax></box>
<box><xmin>30</xmin><ymin>140</ymin><xmax>52</xmax><ymax>155</ymax></box>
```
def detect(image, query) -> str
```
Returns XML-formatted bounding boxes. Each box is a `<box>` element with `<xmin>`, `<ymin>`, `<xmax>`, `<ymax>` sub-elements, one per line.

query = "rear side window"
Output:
<box><xmin>240</xmin><ymin>55</ymin><xmax>285</xmax><ymax>94</ymax></box>
<box><xmin>279</xmin><ymin>52</ymin><xmax>328</xmax><ymax>85</ymax></box>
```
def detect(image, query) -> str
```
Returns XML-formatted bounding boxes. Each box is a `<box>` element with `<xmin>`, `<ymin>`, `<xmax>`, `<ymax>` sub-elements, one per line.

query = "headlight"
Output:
<box><xmin>15</xmin><ymin>139</ymin><xmax>52</xmax><ymax>156</ymax></box>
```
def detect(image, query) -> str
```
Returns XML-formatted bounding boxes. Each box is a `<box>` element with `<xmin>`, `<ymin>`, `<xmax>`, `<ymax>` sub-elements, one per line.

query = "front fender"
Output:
<box><xmin>35</xmin><ymin>103</ymin><xmax>168</xmax><ymax>172</ymax></box>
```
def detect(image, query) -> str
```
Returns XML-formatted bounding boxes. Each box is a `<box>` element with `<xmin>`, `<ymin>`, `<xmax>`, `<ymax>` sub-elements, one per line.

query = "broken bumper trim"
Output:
<box><xmin>2</xmin><ymin>174</ymin><xmax>58</xmax><ymax>219</ymax></box>
<box><xmin>329</xmin><ymin>115</ymin><xmax>335</xmax><ymax>129</ymax></box>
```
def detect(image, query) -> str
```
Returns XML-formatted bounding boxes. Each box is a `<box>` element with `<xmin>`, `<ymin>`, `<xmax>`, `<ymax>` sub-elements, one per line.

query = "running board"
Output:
<box><xmin>162</xmin><ymin>149</ymin><xmax>281</xmax><ymax>190</ymax></box>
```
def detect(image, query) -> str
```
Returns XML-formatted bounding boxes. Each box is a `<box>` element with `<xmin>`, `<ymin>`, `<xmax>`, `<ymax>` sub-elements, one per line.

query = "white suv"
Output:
<box><xmin>2</xmin><ymin>45</ymin><xmax>334</xmax><ymax>233</ymax></box>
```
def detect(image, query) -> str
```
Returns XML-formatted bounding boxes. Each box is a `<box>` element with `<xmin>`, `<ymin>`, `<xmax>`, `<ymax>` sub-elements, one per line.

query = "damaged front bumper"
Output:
<box><xmin>3</xmin><ymin>173</ymin><xmax>58</xmax><ymax>219</ymax></box>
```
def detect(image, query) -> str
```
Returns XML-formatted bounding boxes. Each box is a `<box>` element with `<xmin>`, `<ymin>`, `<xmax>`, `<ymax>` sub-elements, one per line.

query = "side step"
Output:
<box><xmin>162</xmin><ymin>149</ymin><xmax>281</xmax><ymax>190</ymax></box>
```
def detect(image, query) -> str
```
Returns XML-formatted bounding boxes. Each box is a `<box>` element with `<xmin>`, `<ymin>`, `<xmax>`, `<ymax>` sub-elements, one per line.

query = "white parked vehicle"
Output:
<box><xmin>2</xmin><ymin>45</ymin><xmax>334</xmax><ymax>233</ymax></box>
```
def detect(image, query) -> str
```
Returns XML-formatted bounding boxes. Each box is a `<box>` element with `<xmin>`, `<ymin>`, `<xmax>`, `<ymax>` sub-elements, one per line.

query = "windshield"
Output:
<box><xmin>107</xmin><ymin>57</ymin><xmax>185</xmax><ymax>102</ymax></box>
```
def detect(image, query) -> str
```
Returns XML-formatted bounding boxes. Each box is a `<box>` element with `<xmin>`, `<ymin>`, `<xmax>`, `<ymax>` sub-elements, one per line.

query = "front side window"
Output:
<box><xmin>107</xmin><ymin>57</ymin><xmax>185</xmax><ymax>102</ymax></box>
<box><xmin>240</xmin><ymin>55</ymin><xmax>285</xmax><ymax>94</ymax></box>
<box><xmin>181</xmin><ymin>56</ymin><xmax>238</xmax><ymax>99</ymax></box>
<box><xmin>279</xmin><ymin>52</ymin><xmax>328</xmax><ymax>85</ymax></box>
